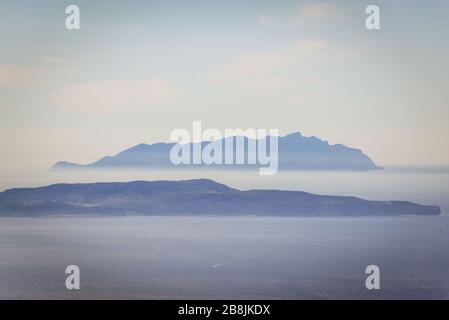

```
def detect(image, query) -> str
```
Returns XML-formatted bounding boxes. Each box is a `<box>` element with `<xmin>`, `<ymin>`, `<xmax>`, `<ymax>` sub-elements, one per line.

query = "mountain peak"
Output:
<box><xmin>282</xmin><ymin>132</ymin><xmax>303</xmax><ymax>139</ymax></box>
<box><xmin>51</xmin><ymin>131</ymin><xmax>382</xmax><ymax>171</ymax></box>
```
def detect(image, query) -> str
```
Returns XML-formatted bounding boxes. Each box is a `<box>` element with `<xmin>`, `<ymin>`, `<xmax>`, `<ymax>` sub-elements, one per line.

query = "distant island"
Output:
<box><xmin>52</xmin><ymin>132</ymin><xmax>382</xmax><ymax>171</ymax></box>
<box><xmin>0</xmin><ymin>179</ymin><xmax>440</xmax><ymax>217</ymax></box>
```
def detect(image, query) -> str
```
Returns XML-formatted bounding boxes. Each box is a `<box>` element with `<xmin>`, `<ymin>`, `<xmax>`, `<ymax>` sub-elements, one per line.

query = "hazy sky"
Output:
<box><xmin>1</xmin><ymin>0</ymin><xmax>448</xmax><ymax>170</ymax></box>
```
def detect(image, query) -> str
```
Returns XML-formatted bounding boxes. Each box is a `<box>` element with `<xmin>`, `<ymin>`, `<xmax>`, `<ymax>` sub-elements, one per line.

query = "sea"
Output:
<box><xmin>0</xmin><ymin>168</ymin><xmax>448</xmax><ymax>299</ymax></box>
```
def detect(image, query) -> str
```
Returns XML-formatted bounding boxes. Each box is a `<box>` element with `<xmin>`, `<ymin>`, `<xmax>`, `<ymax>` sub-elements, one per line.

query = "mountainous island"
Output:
<box><xmin>52</xmin><ymin>132</ymin><xmax>382</xmax><ymax>171</ymax></box>
<box><xmin>0</xmin><ymin>179</ymin><xmax>440</xmax><ymax>217</ymax></box>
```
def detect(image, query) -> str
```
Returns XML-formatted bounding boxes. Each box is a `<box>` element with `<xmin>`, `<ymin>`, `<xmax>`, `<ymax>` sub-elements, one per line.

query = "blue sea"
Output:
<box><xmin>0</xmin><ymin>168</ymin><xmax>448</xmax><ymax>299</ymax></box>
<box><xmin>0</xmin><ymin>215</ymin><xmax>448</xmax><ymax>299</ymax></box>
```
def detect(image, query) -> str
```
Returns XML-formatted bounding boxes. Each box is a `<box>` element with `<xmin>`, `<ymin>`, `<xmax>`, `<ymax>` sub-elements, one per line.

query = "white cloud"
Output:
<box><xmin>258</xmin><ymin>13</ymin><xmax>277</xmax><ymax>26</ymax></box>
<box><xmin>213</xmin><ymin>40</ymin><xmax>328</xmax><ymax>90</ymax></box>
<box><xmin>43</xmin><ymin>57</ymin><xmax>69</xmax><ymax>66</ymax></box>
<box><xmin>298</xmin><ymin>3</ymin><xmax>335</xmax><ymax>19</ymax></box>
<box><xmin>292</xmin><ymin>40</ymin><xmax>327</xmax><ymax>53</ymax></box>
<box><xmin>52</xmin><ymin>79</ymin><xmax>177</xmax><ymax>115</ymax></box>
<box><xmin>256</xmin><ymin>2</ymin><xmax>346</xmax><ymax>28</ymax></box>
<box><xmin>0</xmin><ymin>64</ymin><xmax>48</xmax><ymax>88</ymax></box>
<box><xmin>215</xmin><ymin>52</ymin><xmax>294</xmax><ymax>81</ymax></box>
<box><xmin>0</xmin><ymin>60</ymin><xmax>77</xmax><ymax>89</ymax></box>
<box><xmin>293</xmin><ymin>2</ymin><xmax>336</xmax><ymax>25</ymax></box>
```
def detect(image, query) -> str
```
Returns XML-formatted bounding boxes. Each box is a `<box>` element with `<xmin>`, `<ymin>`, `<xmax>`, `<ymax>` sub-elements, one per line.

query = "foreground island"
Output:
<box><xmin>0</xmin><ymin>179</ymin><xmax>441</xmax><ymax>217</ymax></box>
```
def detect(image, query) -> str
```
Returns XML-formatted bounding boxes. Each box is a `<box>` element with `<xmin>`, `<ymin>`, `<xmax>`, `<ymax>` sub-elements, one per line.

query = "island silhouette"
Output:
<box><xmin>52</xmin><ymin>132</ymin><xmax>382</xmax><ymax>171</ymax></box>
<box><xmin>0</xmin><ymin>179</ymin><xmax>440</xmax><ymax>217</ymax></box>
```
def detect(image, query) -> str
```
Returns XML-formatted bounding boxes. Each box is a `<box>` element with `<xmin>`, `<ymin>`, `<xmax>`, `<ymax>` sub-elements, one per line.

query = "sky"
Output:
<box><xmin>1</xmin><ymin>0</ymin><xmax>449</xmax><ymax>170</ymax></box>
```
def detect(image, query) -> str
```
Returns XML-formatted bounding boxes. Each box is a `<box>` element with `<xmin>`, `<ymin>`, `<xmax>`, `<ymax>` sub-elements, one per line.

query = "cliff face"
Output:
<box><xmin>0</xmin><ymin>179</ymin><xmax>440</xmax><ymax>217</ymax></box>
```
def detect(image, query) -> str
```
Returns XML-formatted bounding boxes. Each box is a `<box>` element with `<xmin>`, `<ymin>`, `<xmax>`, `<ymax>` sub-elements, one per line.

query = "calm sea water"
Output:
<box><xmin>0</xmin><ymin>169</ymin><xmax>448</xmax><ymax>299</ymax></box>
<box><xmin>0</xmin><ymin>216</ymin><xmax>448</xmax><ymax>299</ymax></box>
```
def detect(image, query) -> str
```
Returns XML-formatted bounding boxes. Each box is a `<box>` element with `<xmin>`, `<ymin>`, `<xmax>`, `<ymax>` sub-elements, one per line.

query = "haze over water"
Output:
<box><xmin>1</xmin><ymin>168</ymin><xmax>449</xmax><ymax>213</ymax></box>
<box><xmin>0</xmin><ymin>168</ymin><xmax>448</xmax><ymax>299</ymax></box>
<box><xmin>1</xmin><ymin>0</ymin><xmax>448</xmax><ymax>300</ymax></box>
